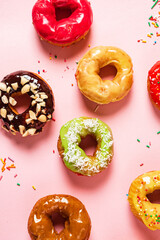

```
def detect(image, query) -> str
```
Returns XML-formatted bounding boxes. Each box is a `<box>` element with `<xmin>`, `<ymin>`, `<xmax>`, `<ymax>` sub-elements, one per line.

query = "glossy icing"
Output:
<box><xmin>0</xmin><ymin>71</ymin><xmax>54</xmax><ymax>136</ymax></box>
<box><xmin>75</xmin><ymin>46</ymin><xmax>133</xmax><ymax>104</ymax></box>
<box><xmin>28</xmin><ymin>195</ymin><xmax>91</xmax><ymax>240</ymax></box>
<box><xmin>148</xmin><ymin>61</ymin><xmax>160</xmax><ymax>109</ymax></box>
<box><xmin>32</xmin><ymin>0</ymin><xmax>93</xmax><ymax>45</ymax></box>
<box><xmin>128</xmin><ymin>171</ymin><xmax>160</xmax><ymax>230</ymax></box>
<box><xmin>58</xmin><ymin>117</ymin><xmax>113</xmax><ymax>176</ymax></box>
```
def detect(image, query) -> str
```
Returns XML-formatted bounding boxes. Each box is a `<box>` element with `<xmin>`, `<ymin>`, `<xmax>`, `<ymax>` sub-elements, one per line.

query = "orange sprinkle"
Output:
<box><xmin>147</xmin><ymin>34</ymin><xmax>152</xmax><ymax>38</ymax></box>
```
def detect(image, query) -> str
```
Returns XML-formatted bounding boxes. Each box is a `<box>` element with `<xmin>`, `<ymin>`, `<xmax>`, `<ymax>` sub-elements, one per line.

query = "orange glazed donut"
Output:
<box><xmin>28</xmin><ymin>194</ymin><xmax>91</xmax><ymax>240</ymax></box>
<box><xmin>75</xmin><ymin>46</ymin><xmax>133</xmax><ymax>104</ymax></box>
<box><xmin>128</xmin><ymin>171</ymin><xmax>160</xmax><ymax>230</ymax></box>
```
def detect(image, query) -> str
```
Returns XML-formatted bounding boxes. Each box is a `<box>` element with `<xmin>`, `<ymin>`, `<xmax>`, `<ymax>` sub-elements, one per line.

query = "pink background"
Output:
<box><xmin>1</xmin><ymin>0</ymin><xmax>160</xmax><ymax>239</ymax></box>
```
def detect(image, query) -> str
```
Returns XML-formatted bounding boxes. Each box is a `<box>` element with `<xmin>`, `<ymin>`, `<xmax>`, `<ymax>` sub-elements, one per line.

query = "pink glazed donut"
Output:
<box><xmin>32</xmin><ymin>0</ymin><xmax>93</xmax><ymax>46</ymax></box>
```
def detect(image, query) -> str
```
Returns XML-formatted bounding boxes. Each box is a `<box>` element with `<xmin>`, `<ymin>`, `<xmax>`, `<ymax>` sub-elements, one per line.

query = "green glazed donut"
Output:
<box><xmin>57</xmin><ymin>117</ymin><xmax>113</xmax><ymax>176</ymax></box>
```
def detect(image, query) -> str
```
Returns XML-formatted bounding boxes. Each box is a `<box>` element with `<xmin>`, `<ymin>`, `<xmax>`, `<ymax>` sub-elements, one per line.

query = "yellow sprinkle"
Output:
<box><xmin>0</xmin><ymin>158</ymin><xmax>4</xmax><ymax>164</ymax></box>
<box><xmin>49</xmin><ymin>57</ymin><xmax>52</xmax><ymax>60</ymax></box>
<box><xmin>88</xmin><ymin>44</ymin><xmax>91</xmax><ymax>47</ymax></box>
<box><xmin>32</xmin><ymin>186</ymin><xmax>36</xmax><ymax>190</ymax></box>
<box><xmin>142</xmin><ymin>40</ymin><xmax>147</xmax><ymax>43</ymax></box>
<box><xmin>147</xmin><ymin>34</ymin><xmax>152</xmax><ymax>38</ymax></box>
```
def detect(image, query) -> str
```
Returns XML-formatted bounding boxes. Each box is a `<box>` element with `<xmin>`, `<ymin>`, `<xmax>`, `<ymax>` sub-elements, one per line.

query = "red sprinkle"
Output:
<box><xmin>140</xmin><ymin>163</ymin><xmax>144</xmax><ymax>167</ymax></box>
<box><xmin>53</xmin><ymin>150</ymin><xmax>55</xmax><ymax>153</ymax></box>
<box><xmin>52</xmin><ymin>118</ymin><xmax>56</xmax><ymax>121</ymax></box>
<box><xmin>14</xmin><ymin>174</ymin><xmax>18</xmax><ymax>178</ymax></box>
<box><xmin>0</xmin><ymin>176</ymin><xmax>3</xmax><ymax>181</ymax></box>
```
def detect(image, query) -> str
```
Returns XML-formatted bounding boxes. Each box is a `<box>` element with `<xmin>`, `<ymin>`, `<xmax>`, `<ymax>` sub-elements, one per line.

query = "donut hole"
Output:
<box><xmin>147</xmin><ymin>190</ymin><xmax>160</xmax><ymax>204</ymax></box>
<box><xmin>79</xmin><ymin>135</ymin><xmax>97</xmax><ymax>156</ymax></box>
<box><xmin>9</xmin><ymin>93</ymin><xmax>31</xmax><ymax>114</ymax></box>
<box><xmin>99</xmin><ymin>64</ymin><xmax>117</xmax><ymax>81</ymax></box>
<box><xmin>51</xmin><ymin>211</ymin><xmax>67</xmax><ymax>233</ymax></box>
<box><xmin>55</xmin><ymin>6</ymin><xmax>77</xmax><ymax>21</ymax></box>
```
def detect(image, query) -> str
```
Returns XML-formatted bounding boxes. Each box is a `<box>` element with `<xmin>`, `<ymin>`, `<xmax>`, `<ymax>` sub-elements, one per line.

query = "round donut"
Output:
<box><xmin>28</xmin><ymin>194</ymin><xmax>91</xmax><ymax>240</ymax></box>
<box><xmin>0</xmin><ymin>71</ymin><xmax>54</xmax><ymax>137</ymax></box>
<box><xmin>147</xmin><ymin>61</ymin><xmax>160</xmax><ymax>110</ymax></box>
<box><xmin>57</xmin><ymin>117</ymin><xmax>113</xmax><ymax>176</ymax></box>
<box><xmin>32</xmin><ymin>0</ymin><xmax>93</xmax><ymax>46</ymax></box>
<box><xmin>75</xmin><ymin>46</ymin><xmax>133</xmax><ymax>104</ymax></box>
<box><xmin>128</xmin><ymin>171</ymin><xmax>160</xmax><ymax>230</ymax></box>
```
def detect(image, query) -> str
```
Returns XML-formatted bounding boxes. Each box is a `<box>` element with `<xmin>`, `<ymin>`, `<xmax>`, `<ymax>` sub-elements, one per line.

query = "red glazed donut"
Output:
<box><xmin>148</xmin><ymin>61</ymin><xmax>160</xmax><ymax>109</ymax></box>
<box><xmin>32</xmin><ymin>0</ymin><xmax>93</xmax><ymax>46</ymax></box>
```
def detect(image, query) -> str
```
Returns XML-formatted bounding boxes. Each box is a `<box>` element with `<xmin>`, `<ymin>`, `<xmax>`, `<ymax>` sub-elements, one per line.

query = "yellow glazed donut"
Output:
<box><xmin>128</xmin><ymin>171</ymin><xmax>160</xmax><ymax>230</ymax></box>
<box><xmin>75</xmin><ymin>46</ymin><xmax>133</xmax><ymax>104</ymax></box>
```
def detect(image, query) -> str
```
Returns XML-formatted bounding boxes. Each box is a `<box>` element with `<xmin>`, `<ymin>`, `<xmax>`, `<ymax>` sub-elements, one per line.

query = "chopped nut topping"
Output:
<box><xmin>36</xmin><ymin>103</ymin><xmax>41</xmax><ymax>115</ymax></box>
<box><xmin>38</xmin><ymin>114</ymin><xmax>47</xmax><ymax>122</ymax></box>
<box><xmin>31</xmin><ymin>100</ymin><xmax>36</xmax><ymax>106</ymax></box>
<box><xmin>22</xmin><ymin>128</ymin><xmax>36</xmax><ymax>137</ymax></box>
<box><xmin>7</xmin><ymin>114</ymin><xmax>14</xmax><ymax>121</ymax></box>
<box><xmin>9</xmin><ymin>97</ymin><xmax>17</xmax><ymax>106</ymax></box>
<box><xmin>29</xmin><ymin>110</ymin><xmax>37</xmax><ymax>120</ymax></box>
<box><xmin>0</xmin><ymin>83</ymin><xmax>7</xmax><ymax>91</ymax></box>
<box><xmin>10</xmin><ymin>125</ymin><xmax>17</xmax><ymax>133</ymax></box>
<box><xmin>21</xmin><ymin>76</ymin><xmax>29</xmax><ymax>85</ymax></box>
<box><xmin>19</xmin><ymin>125</ymin><xmax>25</xmax><ymax>135</ymax></box>
<box><xmin>11</xmin><ymin>82</ymin><xmax>18</xmax><ymax>91</ymax></box>
<box><xmin>30</xmin><ymin>83</ymin><xmax>37</xmax><ymax>90</ymax></box>
<box><xmin>0</xmin><ymin>108</ymin><xmax>7</xmax><ymax>118</ymax></box>
<box><xmin>25</xmin><ymin>118</ymin><xmax>33</xmax><ymax>124</ymax></box>
<box><xmin>41</xmin><ymin>94</ymin><xmax>48</xmax><ymax>99</ymax></box>
<box><xmin>35</xmin><ymin>98</ymin><xmax>43</xmax><ymax>103</ymax></box>
<box><xmin>39</xmin><ymin>101</ymin><xmax>46</xmax><ymax>107</ymax></box>
<box><xmin>1</xmin><ymin>95</ymin><xmax>8</xmax><ymax>104</ymax></box>
<box><xmin>7</xmin><ymin>87</ymin><xmax>11</xmax><ymax>93</ymax></box>
<box><xmin>2</xmin><ymin>125</ymin><xmax>9</xmax><ymax>132</ymax></box>
<box><xmin>21</xmin><ymin>84</ymin><xmax>30</xmax><ymax>94</ymax></box>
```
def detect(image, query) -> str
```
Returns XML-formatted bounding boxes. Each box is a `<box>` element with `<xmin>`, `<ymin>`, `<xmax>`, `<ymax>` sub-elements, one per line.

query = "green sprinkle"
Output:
<box><xmin>146</xmin><ymin>145</ymin><xmax>150</xmax><ymax>148</ymax></box>
<box><xmin>145</xmin><ymin>214</ymin><xmax>147</xmax><ymax>216</ymax></box>
<box><xmin>156</xmin><ymin>220</ymin><xmax>160</xmax><ymax>222</ymax></box>
<box><xmin>17</xmin><ymin>183</ymin><xmax>20</xmax><ymax>186</ymax></box>
<box><xmin>126</xmin><ymin>194</ymin><xmax>128</xmax><ymax>196</ymax></box>
<box><xmin>76</xmin><ymin>61</ymin><xmax>79</xmax><ymax>64</ymax></box>
<box><xmin>148</xmin><ymin>22</ymin><xmax>151</xmax><ymax>26</ymax></box>
<box><xmin>157</xmin><ymin>131</ymin><xmax>160</xmax><ymax>134</ymax></box>
<box><xmin>151</xmin><ymin>0</ymin><xmax>158</xmax><ymax>9</ymax></box>
<box><xmin>55</xmin><ymin>55</ymin><xmax>57</xmax><ymax>59</ymax></box>
<box><xmin>149</xmin><ymin>15</ymin><xmax>153</xmax><ymax>20</ymax></box>
<box><xmin>156</xmin><ymin>215</ymin><xmax>158</xmax><ymax>217</ymax></box>
<box><xmin>150</xmin><ymin>33</ymin><xmax>153</xmax><ymax>35</ymax></box>
<box><xmin>150</xmin><ymin>215</ymin><xmax>152</xmax><ymax>217</ymax></box>
<box><xmin>156</xmin><ymin>23</ymin><xmax>159</xmax><ymax>27</ymax></box>
<box><xmin>137</xmin><ymin>139</ymin><xmax>140</xmax><ymax>142</ymax></box>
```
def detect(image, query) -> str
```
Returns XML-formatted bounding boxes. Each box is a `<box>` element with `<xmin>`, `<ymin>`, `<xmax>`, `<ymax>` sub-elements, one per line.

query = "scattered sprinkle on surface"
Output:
<box><xmin>146</xmin><ymin>145</ymin><xmax>150</xmax><ymax>148</ymax></box>
<box><xmin>137</xmin><ymin>139</ymin><xmax>140</xmax><ymax>142</ymax></box>
<box><xmin>157</xmin><ymin>131</ymin><xmax>160</xmax><ymax>134</ymax></box>
<box><xmin>140</xmin><ymin>163</ymin><xmax>144</xmax><ymax>167</ymax></box>
<box><xmin>126</xmin><ymin>194</ymin><xmax>129</xmax><ymax>196</ymax></box>
<box><xmin>17</xmin><ymin>183</ymin><xmax>20</xmax><ymax>186</ymax></box>
<box><xmin>32</xmin><ymin>186</ymin><xmax>36</xmax><ymax>190</ymax></box>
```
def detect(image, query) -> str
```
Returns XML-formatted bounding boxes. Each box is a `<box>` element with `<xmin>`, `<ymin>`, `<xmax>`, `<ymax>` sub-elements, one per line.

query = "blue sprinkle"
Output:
<box><xmin>126</xmin><ymin>194</ymin><xmax>129</xmax><ymax>196</ymax></box>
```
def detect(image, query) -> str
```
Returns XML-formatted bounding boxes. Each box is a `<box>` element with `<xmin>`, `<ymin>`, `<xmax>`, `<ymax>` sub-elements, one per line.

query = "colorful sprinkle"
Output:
<box><xmin>126</xmin><ymin>194</ymin><xmax>129</xmax><ymax>196</ymax></box>
<box><xmin>14</xmin><ymin>174</ymin><xmax>18</xmax><ymax>178</ymax></box>
<box><xmin>137</xmin><ymin>139</ymin><xmax>140</xmax><ymax>142</ymax></box>
<box><xmin>146</xmin><ymin>145</ymin><xmax>150</xmax><ymax>148</ymax></box>
<box><xmin>17</xmin><ymin>183</ymin><xmax>20</xmax><ymax>186</ymax></box>
<box><xmin>53</xmin><ymin>150</ymin><xmax>55</xmax><ymax>153</ymax></box>
<box><xmin>157</xmin><ymin>131</ymin><xmax>160</xmax><ymax>134</ymax></box>
<box><xmin>38</xmin><ymin>70</ymin><xmax>40</xmax><ymax>74</ymax></box>
<box><xmin>32</xmin><ymin>186</ymin><xmax>36</xmax><ymax>190</ymax></box>
<box><xmin>8</xmin><ymin>157</ymin><xmax>14</xmax><ymax>162</ymax></box>
<box><xmin>140</xmin><ymin>163</ymin><xmax>144</xmax><ymax>167</ymax></box>
<box><xmin>151</xmin><ymin>0</ymin><xmax>158</xmax><ymax>9</ymax></box>
<box><xmin>0</xmin><ymin>176</ymin><xmax>3</xmax><ymax>181</ymax></box>
<box><xmin>55</xmin><ymin>55</ymin><xmax>57</xmax><ymax>59</ymax></box>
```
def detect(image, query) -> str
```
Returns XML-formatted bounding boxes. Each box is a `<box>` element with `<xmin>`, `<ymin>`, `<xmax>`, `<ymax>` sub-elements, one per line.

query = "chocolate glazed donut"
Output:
<box><xmin>0</xmin><ymin>71</ymin><xmax>54</xmax><ymax>136</ymax></box>
<box><xmin>28</xmin><ymin>195</ymin><xmax>91</xmax><ymax>240</ymax></box>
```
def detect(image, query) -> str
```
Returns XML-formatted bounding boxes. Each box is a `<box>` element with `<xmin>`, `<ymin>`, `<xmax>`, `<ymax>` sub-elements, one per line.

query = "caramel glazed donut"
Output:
<box><xmin>28</xmin><ymin>195</ymin><xmax>91</xmax><ymax>240</ymax></box>
<box><xmin>0</xmin><ymin>71</ymin><xmax>54</xmax><ymax>136</ymax></box>
<box><xmin>128</xmin><ymin>171</ymin><xmax>160</xmax><ymax>230</ymax></box>
<box><xmin>75</xmin><ymin>46</ymin><xmax>133</xmax><ymax>104</ymax></box>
